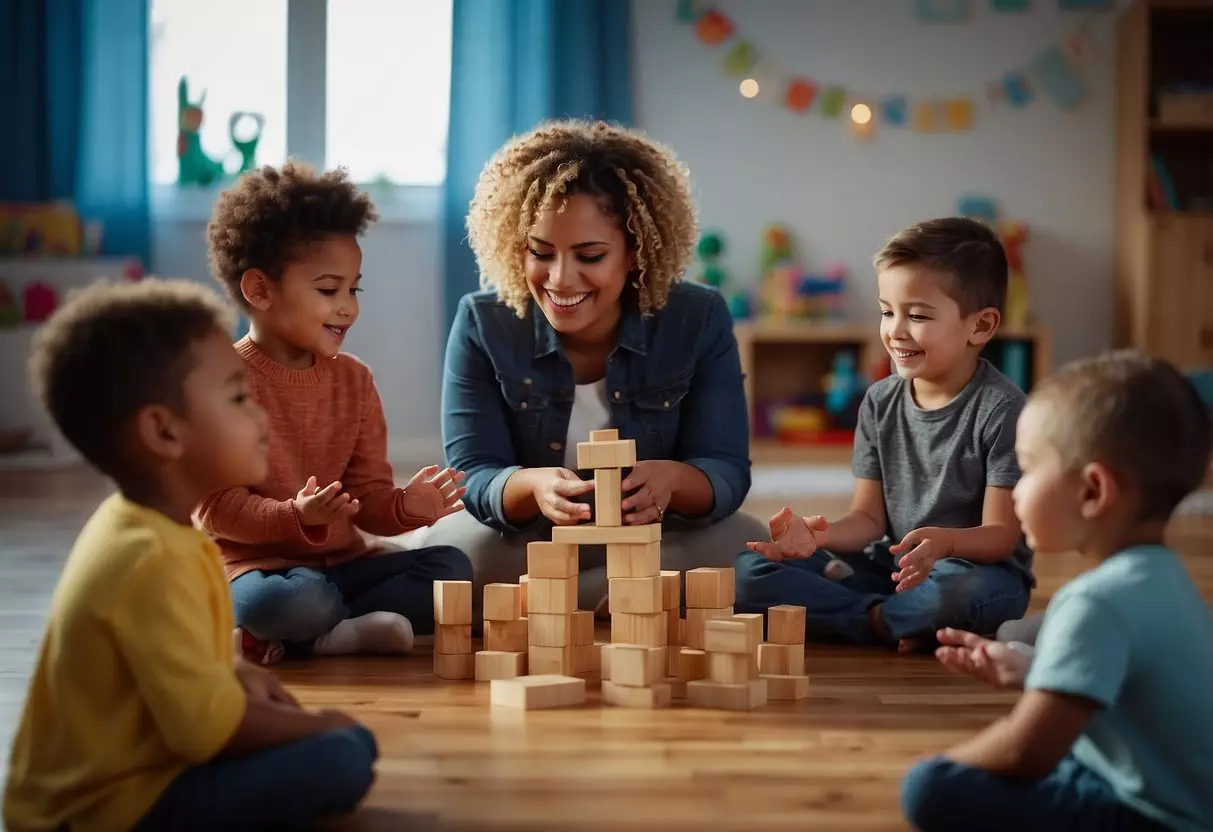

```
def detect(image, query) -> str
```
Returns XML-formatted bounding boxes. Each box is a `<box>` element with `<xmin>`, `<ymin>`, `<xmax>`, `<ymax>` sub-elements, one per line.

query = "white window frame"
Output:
<box><xmin>151</xmin><ymin>0</ymin><xmax>443</xmax><ymax>224</ymax></box>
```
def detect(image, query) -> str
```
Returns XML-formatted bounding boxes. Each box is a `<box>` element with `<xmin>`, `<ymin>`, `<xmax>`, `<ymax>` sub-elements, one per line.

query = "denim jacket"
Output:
<box><xmin>441</xmin><ymin>281</ymin><xmax>751</xmax><ymax>532</ymax></box>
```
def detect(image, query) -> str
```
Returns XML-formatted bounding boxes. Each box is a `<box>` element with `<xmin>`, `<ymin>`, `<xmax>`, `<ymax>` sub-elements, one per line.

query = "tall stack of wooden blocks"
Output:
<box><xmin>525</xmin><ymin>540</ymin><xmax>586</xmax><ymax>676</ymax></box>
<box><xmin>686</xmin><ymin>615</ymin><xmax>767</xmax><ymax>710</ymax></box>
<box><xmin>684</xmin><ymin>567</ymin><xmax>735</xmax><ymax>649</ymax></box>
<box><xmin>759</xmin><ymin>604</ymin><xmax>810</xmax><ymax>700</ymax></box>
<box><xmin>433</xmin><ymin>580</ymin><xmax>474</xmax><ymax>679</ymax></box>
<box><xmin>475</xmin><ymin>582</ymin><xmax>527</xmax><ymax>681</ymax></box>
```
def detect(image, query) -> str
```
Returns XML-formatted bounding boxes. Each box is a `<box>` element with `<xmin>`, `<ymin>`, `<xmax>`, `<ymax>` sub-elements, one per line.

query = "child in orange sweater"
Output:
<box><xmin>197</xmin><ymin>161</ymin><xmax>473</xmax><ymax>664</ymax></box>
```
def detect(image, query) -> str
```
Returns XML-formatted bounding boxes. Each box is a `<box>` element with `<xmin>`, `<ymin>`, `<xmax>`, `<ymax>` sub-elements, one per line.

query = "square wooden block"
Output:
<box><xmin>733</xmin><ymin>613</ymin><xmax>764</xmax><ymax>649</ymax></box>
<box><xmin>574</xmin><ymin>643</ymin><xmax>599</xmax><ymax>675</ymax></box>
<box><xmin>708</xmin><ymin>651</ymin><xmax>752</xmax><ymax>685</ymax></box>
<box><xmin>484</xmin><ymin>619</ymin><xmax>528</xmax><ymax>652</ymax></box>
<box><xmin>490</xmin><ymin>675</ymin><xmax>586</xmax><ymax>709</ymax></box>
<box><xmin>767</xmin><ymin>604</ymin><xmax>807</xmax><ymax>644</ymax></box>
<box><xmin>576</xmin><ymin>438</ymin><xmax>637</xmax><ymax>469</ymax></box>
<box><xmin>433</xmin><ymin>580</ymin><xmax>472</xmax><ymax>625</ymax></box>
<box><xmin>527</xmin><ymin>577</ymin><xmax>578</xmax><ymax>614</ymax></box>
<box><xmin>552</xmin><ymin>524</ymin><xmax>662</xmax><ymax>546</ymax></box>
<box><xmin>660</xmin><ymin>570</ymin><xmax>681</xmax><ymax>610</ymax></box>
<box><xmin>594</xmin><ymin>468</ymin><xmax>622</xmax><ymax>527</ymax></box>
<box><xmin>685</xmin><ymin>606</ymin><xmax>734</xmax><ymax>650</ymax></box>
<box><xmin>483</xmin><ymin>583</ymin><xmax>522</xmax><ymax>621</ymax></box>
<box><xmin>758</xmin><ymin>643</ymin><xmax>805</xmax><ymax>676</ymax></box>
<box><xmin>610</xmin><ymin>611</ymin><xmax>667</xmax><ymax>647</ymax></box>
<box><xmin>678</xmin><ymin>648</ymin><xmax>707</xmax><ymax>682</ymax></box>
<box><xmin>608</xmin><ymin>645</ymin><xmax>667</xmax><ymax>687</ymax></box>
<box><xmin>606</xmin><ymin>542</ymin><xmax>661</xmax><ymax>578</ymax></box>
<box><xmin>435</xmin><ymin>624</ymin><xmax>472</xmax><ymax>655</ymax></box>
<box><xmin>703</xmin><ymin>619</ymin><xmax>757</xmax><ymax>654</ymax></box>
<box><xmin>526</xmin><ymin>542</ymin><xmax>578</xmax><ymax>579</ymax></box>
<box><xmin>763</xmin><ymin>674</ymin><xmax>810</xmax><ymax>700</ymax></box>
<box><xmin>601</xmin><ymin>680</ymin><xmax>672</xmax><ymax>709</ymax></box>
<box><xmin>666</xmin><ymin>609</ymin><xmax>682</xmax><ymax>646</ymax></box>
<box><xmin>685</xmin><ymin>567</ymin><xmax>735</xmax><ymax>609</ymax></box>
<box><xmin>589</xmin><ymin>429</ymin><xmax>619</xmax><ymax>441</ymax></box>
<box><xmin>571</xmin><ymin>610</ymin><xmax>594</xmax><ymax>646</ymax></box>
<box><xmin>685</xmin><ymin>678</ymin><xmax>767</xmax><ymax>711</ymax></box>
<box><xmin>528</xmin><ymin>613</ymin><xmax>574</xmax><ymax>647</ymax></box>
<box><xmin>609</xmin><ymin>576</ymin><xmax>663</xmax><ymax>614</ymax></box>
<box><xmin>528</xmin><ymin>645</ymin><xmax>576</xmax><ymax>676</ymax></box>
<box><xmin>433</xmin><ymin>651</ymin><xmax>475</xmax><ymax>679</ymax></box>
<box><xmin>475</xmin><ymin>650</ymin><xmax>525</xmax><ymax>681</ymax></box>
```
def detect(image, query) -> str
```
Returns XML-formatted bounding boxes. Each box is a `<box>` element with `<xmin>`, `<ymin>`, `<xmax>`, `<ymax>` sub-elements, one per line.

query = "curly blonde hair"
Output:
<box><xmin>466</xmin><ymin>119</ymin><xmax>698</xmax><ymax>317</ymax></box>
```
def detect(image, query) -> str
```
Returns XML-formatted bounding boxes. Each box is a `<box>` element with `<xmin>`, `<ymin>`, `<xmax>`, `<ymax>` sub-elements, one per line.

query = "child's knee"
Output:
<box><xmin>900</xmin><ymin>756</ymin><xmax>954</xmax><ymax>831</ymax></box>
<box><xmin>235</xmin><ymin>574</ymin><xmax>344</xmax><ymax>642</ymax></box>
<box><xmin>733</xmin><ymin>550</ymin><xmax>772</xmax><ymax>608</ymax></box>
<box><xmin>313</xmin><ymin>728</ymin><xmax>377</xmax><ymax>810</ymax></box>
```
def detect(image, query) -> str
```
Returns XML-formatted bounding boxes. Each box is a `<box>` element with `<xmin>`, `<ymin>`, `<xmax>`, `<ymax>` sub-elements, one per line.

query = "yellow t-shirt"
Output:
<box><xmin>3</xmin><ymin>493</ymin><xmax>247</xmax><ymax>832</ymax></box>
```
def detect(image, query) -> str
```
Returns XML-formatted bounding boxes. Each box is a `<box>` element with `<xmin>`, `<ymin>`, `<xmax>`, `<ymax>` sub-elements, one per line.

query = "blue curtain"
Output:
<box><xmin>441</xmin><ymin>0</ymin><xmax>633</xmax><ymax>330</ymax></box>
<box><xmin>0</xmin><ymin>0</ymin><xmax>150</xmax><ymax>265</ymax></box>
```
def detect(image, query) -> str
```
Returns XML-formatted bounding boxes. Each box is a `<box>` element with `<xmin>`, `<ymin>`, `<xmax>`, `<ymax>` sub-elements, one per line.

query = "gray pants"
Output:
<box><xmin>408</xmin><ymin>509</ymin><xmax>769</xmax><ymax>621</ymax></box>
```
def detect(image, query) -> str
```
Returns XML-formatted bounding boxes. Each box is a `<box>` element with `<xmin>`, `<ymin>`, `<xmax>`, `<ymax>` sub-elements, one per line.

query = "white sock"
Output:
<box><xmin>312</xmin><ymin>611</ymin><xmax>415</xmax><ymax>656</ymax></box>
<box><xmin>823</xmin><ymin>558</ymin><xmax>855</xmax><ymax>582</ymax></box>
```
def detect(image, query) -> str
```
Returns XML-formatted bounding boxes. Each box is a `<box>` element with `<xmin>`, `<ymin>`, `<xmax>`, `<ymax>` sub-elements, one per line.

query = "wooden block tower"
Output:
<box><xmin>475</xmin><ymin>582</ymin><xmax>527</xmax><ymax>681</ymax></box>
<box><xmin>758</xmin><ymin>604</ymin><xmax>810</xmax><ymax>700</ymax></box>
<box><xmin>684</xmin><ymin>567</ymin><xmax>735</xmax><ymax>649</ymax></box>
<box><xmin>686</xmin><ymin>616</ymin><xmax>767</xmax><ymax>710</ymax></box>
<box><xmin>524</xmin><ymin>539</ymin><xmax>596</xmax><ymax>676</ymax></box>
<box><xmin>433</xmin><ymin>580</ymin><xmax>474</xmax><ymax>679</ymax></box>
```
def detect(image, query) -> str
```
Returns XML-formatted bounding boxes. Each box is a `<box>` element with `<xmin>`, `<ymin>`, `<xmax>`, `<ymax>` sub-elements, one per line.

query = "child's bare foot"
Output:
<box><xmin>313</xmin><ymin>611</ymin><xmax>415</xmax><ymax>656</ymax></box>
<box><xmin>234</xmin><ymin>627</ymin><xmax>285</xmax><ymax>665</ymax></box>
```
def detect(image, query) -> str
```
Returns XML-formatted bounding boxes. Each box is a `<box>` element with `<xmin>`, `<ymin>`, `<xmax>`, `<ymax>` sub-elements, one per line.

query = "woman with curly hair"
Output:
<box><xmin>425</xmin><ymin>119</ymin><xmax>765</xmax><ymax>613</ymax></box>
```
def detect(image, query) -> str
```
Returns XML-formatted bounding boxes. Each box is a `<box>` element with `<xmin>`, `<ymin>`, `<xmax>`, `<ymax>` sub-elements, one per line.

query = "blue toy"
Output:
<box><xmin>825</xmin><ymin>350</ymin><xmax>863</xmax><ymax>416</ymax></box>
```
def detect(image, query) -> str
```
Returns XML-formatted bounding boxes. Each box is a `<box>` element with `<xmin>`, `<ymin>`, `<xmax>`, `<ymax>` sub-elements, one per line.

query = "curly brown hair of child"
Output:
<box><xmin>465</xmin><ymin>119</ymin><xmax>699</xmax><ymax>318</ymax></box>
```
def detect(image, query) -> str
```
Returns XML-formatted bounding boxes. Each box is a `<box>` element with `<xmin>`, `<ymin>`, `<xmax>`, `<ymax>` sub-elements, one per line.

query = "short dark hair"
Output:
<box><xmin>874</xmin><ymin>217</ymin><xmax>1009</xmax><ymax>315</ymax></box>
<box><xmin>1031</xmin><ymin>349</ymin><xmax>1212</xmax><ymax>524</ymax></box>
<box><xmin>206</xmin><ymin>159</ymin><xmax>378</xmax><ymax>308</ymax></box>
<box><xmin>28</xmin><ymin>278</ymin><xmax>236</xmax><ymax>482</ymax></box>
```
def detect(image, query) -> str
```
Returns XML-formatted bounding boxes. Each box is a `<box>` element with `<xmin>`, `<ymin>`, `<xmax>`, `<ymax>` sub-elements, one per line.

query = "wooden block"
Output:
<box><xmin>767</xmin><ymin>604</ymin><xmax>807</xmax><ymax>644</ymax></box>
<box><xmin>527</xmin><ymin>577</ymin><xmax>577</xmax><ymax>614</ymax></box>
<box><xmin>475</xmin><ymin>650</ymin><xmax>525</xmax><ymax>681</ymax></box>
<box><xmin>608</xmin><ymin>576</ymin><xmax>663</xmax><ymax>614</ymax></box>
<box><xmin>733</xmin><ymin>613</ymin><xmax>764</xmax><ymax>649</ymax></box>
<box><xmin>553</xmin><ymin>524</ymin><xmax>661</xmax><ymax>545</ymax></box>
<box><xmin>589</xmin><ymin>429</ymin><xmax>618</xmax><ymax>441</ymax></box>
<box><xmin>606</xmin><ymin>542</ymin><xmax>662</xmax><ymax>578</ymax></box>
<box><xmin>573</xmin><ymin>644</ymin><xmax>598</xmax><ymax>675</ymax></box>
<box><xmin>576</xmin><ymin>438</ymin><xmax>637</xmax><ymax>469</ymax></box>
<box><xmin>758</xmin><ymin>643</ymin><xmax>806</xmax><ymax>676</ymax></box>
<box><xmin>678</xmin><ymin>648</ymin><xmax>707</xmax><ymax>682</ymax></box>
<box><xmin>601</xmin><ymin>680</ymin><xmax>672</xmax><ymax>709</ymax></box>
<box><xmin>528</xmin><ymin>645</ymin><xmax>576</xmax><ymax>676</ymax></box>
<box><xmin>571</xmin><ymin>610</ymin><xmax>594</xmax><ymax>646</ymax></box>
<box><xmin>667</xmin><ymin>643</ymin><xmax>682</xmax><ymax>677</ymax></box>
<box><xmin>685</xmin><ymin>606</ymin><xmax>734</xmax><ymax>649</ymax></box>
<box><xmin>667</xmin><ymin>609</ymin><xmax>681</xmax><ymax>645</ymax></box>
<box><xmin>610</xmin><ymin>611</ymin><xmax>667</xmax><ymax>646</ymax></box>
<box><xmin>609</xmin><ymin>645</ymin><xmax>667</xmax><ymax>687</ymax></box>
<box><xmin>708</xmin><ymin>651</ymin><xmax>753</xmax><ymax>685</ymax></box>
<box><xmin>482</xmin><ymin>583</ymin><xmax>522</xmax><ymax>621</ymax></box>
<box><xmin>666</xmin><ymin>678</ymin><xmax>687</xmax><ymax>700</ymax></box>
<box><xmin>703</xmin><ymin>619</ymin><xmax>757</xmax><ymax>654</ymax></box>
<box><xmin>763</xmin><ymin>673</ymin><xmax>810</xmax><ymax>700</ymax></box>
<box><xmin>528</xmin><ymin>613</ymin><xmax>573</xmax><ymax>647</ymax></box>
<box><xmin>685</xmin><ymin>678</ymin><xmax>767</xmax><ymax>711</ymax></box>
<box><xmin>519</xmin><ymin>574</ymin><xmax>528</xmax><ymax>615</ymax></box>
<box><xmin>433</xmin><ymin>580</ymin><xmax>472</xmax><ymax>625</ymax></box>
<box><xmin>484</xmin><ymin>619</ymin><xmax>528</xmax><ymax>652</ymax></box>
<box><xmin>678</xmin><ymin>617</ymin><xmax>686</xmax><ymax>645</ymax></box>
<box><xmin>591</xmin><ymin>641</ymin><xmax>607</xmax><ymax>673</ymax></box>
<box><xmin>594</xmin><ymin>468</ymin><xmax>622</xmax><ymax>527</ymax></box>
<box><xmin>526</xmin><ymin>542</ymin><xmax>578</xmax><ymax>579</ymax></box>
<box><xmin>685</xmin><ymin>567</ymin><xmax>735</xmax><ymax>608</ymax></box>
<box><xmin>660</xmin><ymin>570</ymin><xmax>681</xmax><ymax>610</ymax></box>
<box><xmin>490</xmin><ymin>675</ymin><xmax>586</xmax><ymax>709</ymax></box>
<box><xmin>435</xmin><ymin>624</ymin><xmax>472</xmax><ymax>655</ymax></box>
<box><xmin>434</xmin><ymin>651</ymin><xmax>474</xmax><ymax>679</ymax></box>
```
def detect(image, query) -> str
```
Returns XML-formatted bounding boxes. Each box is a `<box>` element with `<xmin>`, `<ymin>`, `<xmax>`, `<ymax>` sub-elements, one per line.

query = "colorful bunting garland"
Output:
<box><xmin>677</xmin><ymin>0</ymin><xmax>1112</xmax><ymax>137</ymax></box>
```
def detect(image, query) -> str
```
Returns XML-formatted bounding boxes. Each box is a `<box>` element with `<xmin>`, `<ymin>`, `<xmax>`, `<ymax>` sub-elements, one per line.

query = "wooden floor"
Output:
<box><xmin>2</xmin><ymin>467</ymin><xmax>1210</xmax><ymax>831</ymax></box>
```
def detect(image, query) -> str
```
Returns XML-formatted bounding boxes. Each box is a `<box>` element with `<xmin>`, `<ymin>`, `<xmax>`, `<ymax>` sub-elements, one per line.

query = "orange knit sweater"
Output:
<box><xmin>197</xmin><ymin>337</ymin><xmax>429</xmax><ymax>580</ymax></box>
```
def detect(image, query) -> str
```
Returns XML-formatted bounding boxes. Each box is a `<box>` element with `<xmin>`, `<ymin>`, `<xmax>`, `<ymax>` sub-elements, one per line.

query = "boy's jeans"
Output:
<box><xmin>734</xmin><ymin>542</ymin><xmax>1030</xmax><ymax>643</ymax></box>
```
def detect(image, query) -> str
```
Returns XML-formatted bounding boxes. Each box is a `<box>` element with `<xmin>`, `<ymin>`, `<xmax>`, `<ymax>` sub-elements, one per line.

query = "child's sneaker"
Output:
<box><xmin>233</xmin><ymin>627</ymin><xmax>284</xmax><ymax>665</ymax></box>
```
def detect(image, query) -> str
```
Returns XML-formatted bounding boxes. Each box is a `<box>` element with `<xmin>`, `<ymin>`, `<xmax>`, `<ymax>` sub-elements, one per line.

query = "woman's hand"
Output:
<box><xmin>621</xmin><ymin>460</ymin><xmax>689</xmax><ymax>525</ymax></box>
<box><xmin>529</xmin><ymin>467</ymin><xmax>595</xmax><ymax>526</ymax></box>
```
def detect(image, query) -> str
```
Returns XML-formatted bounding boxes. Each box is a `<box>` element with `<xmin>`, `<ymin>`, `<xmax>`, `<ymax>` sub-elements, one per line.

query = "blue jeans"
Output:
<box><xmin>230</xmin><ymin>545</ymin><xmax>472</xmax><ymax>649</ymax></box>
<box><xmin>734</xmin><ymin>543</ymin><xmax>1030</xmax><ymax>643</ymax></box>
<box><xmin>134</xmin><ymin>726</ymin><xmax>377</xmax><ymax>831</ymax></box>
<box><xmin>901</xmin><ymin>754</ymin><xmax>1165</xmax><ymax>832</ymax></box>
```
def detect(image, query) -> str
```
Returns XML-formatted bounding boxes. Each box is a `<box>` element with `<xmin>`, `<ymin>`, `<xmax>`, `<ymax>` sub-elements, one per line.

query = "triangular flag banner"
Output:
<box><xmin>1032</xmin><ymin>46</ymin><xmax>1086</xmax><ymax>109</ymax></box>
<box><xmin>786</xmin><ymin>78</ymin><xmax>818</xmax><ymax>112</ymax></box>
<box><xmin>882</xmin><ymin>95</ymin><xmax>908</xmax><ymax>126</ymax></box>
<box><xmin>723</xmin><ymin>41</ymin><xmax>757</xmax><ymax>75</ymax></box>
<box><xmin>1003</xmin><ymin>72</ymin><xmax>1032</xmax><ymax>108</ymax></box>
<box><xmin>676</xmin><ymin>0</ymin><xmax>700</xmax><ymax>23</ymax></box>
<box><xmin>695</xmin><ymin>10</ymin><xmax>734</xmax><ymax>45</ymax></box>
<box><xmin>819</xmin><ymin>87</ymin><xmax>847</xmax><ymax>118</ymax></box>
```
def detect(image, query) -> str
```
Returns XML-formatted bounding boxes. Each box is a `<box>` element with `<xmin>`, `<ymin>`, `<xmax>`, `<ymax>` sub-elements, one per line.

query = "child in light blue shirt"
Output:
<box><xmin>901</xmin><ymin>350</ymin><xmax>1213</xmax><ymax>832</ymax></box>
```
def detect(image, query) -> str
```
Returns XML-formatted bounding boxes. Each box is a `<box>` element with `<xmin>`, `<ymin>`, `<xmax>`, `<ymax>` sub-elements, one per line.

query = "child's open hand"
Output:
<box><xmin>890</xmin><ymin>527</ymin><xmax>951</xmax><ymax>591</ymax></box>
<box><xmin>935</xmin><ymin>628</ymin><xmax>1030</xmax><ymax>690</ymax></box>
<box><xmin>293</xmin><ymin>476</ymin><xmax>360</xmax><ymax>527</ymax></box>
<box><xmin>400</xmin><ymin>465</ymin><xmax>466</xmax><ymax>525</ymax></box>
<box><xmin>746</xmin><ymin>507</ymin><xmax>828</xmax><ymax>561</ymax></box>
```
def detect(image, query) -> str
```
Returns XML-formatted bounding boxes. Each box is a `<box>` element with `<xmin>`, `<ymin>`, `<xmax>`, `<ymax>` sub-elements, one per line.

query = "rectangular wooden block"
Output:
<box><xmin>528</xmin><ymin>612</ymin><xmax>573</xmax><ymax>647</ymax></box>
<box><xmin>571</xmin><ymin>609</ymin><xmax>594</xmax><ymax>646</ymax></box>
<box><xmin>589</xmin><ymin>429</ymin><xmax>619</xmax><ymax>441</ymax></box>
<box><xmin>433</xmin><ymin>651</ymin><xmax>474</xmax><ymax>679</ymax></box>
<box><xmin>685</xmin><ymin>567</ymin><xmax>735</xmax><ymax>609</ymax></box>
<box><xmin>610</xmin><ymin>611</ymin><xmax>667</xmax><ymax>647</ymax></box>
<box><xmin>526</xmin><ymin>542</ymin><xmax>578</xmax><ymax>579</ymax></box>
<box><xmin>435</xmin><ymin>624</ymin><xmax>472</xmax><ymax>655</ymax></box>
<box><xmin>482</xmin><ymin>583</ymin><xmax>522</xmax><ymax>621</ymax></box>
<box><xmin>475</xmin><ymin>650</ymin><xmax>525</xmax><ymax>681</ymax></box>
<box><xmin>601</xmin><ymin>680</ymin><xmax>672</xmax><ymax>709</ymax></box>
<box><xmin>678</xmin><ymin>648</ymin><xmax>707</xmax><ymax>682</ymax></box>
<box><xmin>573</xmin><ymin>643</ymin><xmax>598</xmax><ymax>675</ymax></box>
<box><xmin>686</xmin><ymin>678</ymin><xmax>768</xmax><ymax>711</ymax></box>
<box><xmin>758</xmin><ymin>643</ymin><xmax>806</xmax><ymax>676</ymax></box>
<box><xmin>576</xmin><ymin>438</ymin><xmax>637</xmax><ymax>469</ymax></box>
<box><xmin>667</xmin><ymin>643</ymin><xmax>682</xmax><ymax>677</ymax></box>
<box><xmin>708</xmin><ymin>651</ymin><xmax>753</xmax><ymax>685</ymax></box>
<box><xmin>490</xmin><ymin>675</ymin><xmax>586</xmax><ymax>709</ymax></box>
<box><xmin>608</xmin><ymin>645</ymin><xmax>667</xmax><ymax>687</ymax></box>
<box><xmin>667</xmin><ymin>678</ymin><xmax>687</xmax><ymax>700</ymax></box>
<box><xmin>763</xmin><ymin>673</ymin><xmax>810</xmax><ymax>700</ymax></box>
<box><xmin>553</xmin><ymin>524</ymin><xmax>661</xmax><ymax>545</ymax></box>
<box><xmin>767</xmin><ymin>604</ymin><xmax>807</xmax><ymax>644</ymax></box>
<box><xmin>704</xmin><ymin>619</ymin><xmax>757</xmax><ymax>655</ymax></box>
<box><xmin>594</xmin><ymin>468</ymin><xmax>622</xmax><ymax>527</ymax></box>
<box><xmin>433</xmin><ymin>580</ymin><xmax>472</xmax><ymax>625</ymax></box>
<box><xmin>609</xmin><ymin>576</ymin><xmax>663</xmax><ymax>614</ymax></box>
<box><xmin>528</xmin><ymin>645</ymin><xmax>576</xmax><ymax>676</ymax></box>
<box><xmin>733</xmin><ymin>613</ymin><xmax>764</xmax><ymax>649</ymax></box>
<box><xmin>685</xmin><ymin>606</ymin><xmax>734</xmax><ymax>650</ymax></box>
<box><xmin>667</xmin><ymin>609</ymin><xmax>681</xmax><ymax>645</ymax></box>
<box><xmin>527</xmin><ymin>577</ymin><xmax>578</xmax><ymax>614</ymax></box>
<box><xmin>484</xmin><ymin>619</ymin><xmax>528</xmax><ymax>652</ymax></box>
<box><xmin>606</xmin><ymin>542</ymin><xmax>662</xmax><ymax>578</ymax></box>
<box><xmin>660</xmin><ymin>570</ymin><xmax>681</xmax><ymax>610</ymax></box>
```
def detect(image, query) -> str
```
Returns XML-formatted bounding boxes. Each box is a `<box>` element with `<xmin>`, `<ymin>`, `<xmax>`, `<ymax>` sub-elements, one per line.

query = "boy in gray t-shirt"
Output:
<box><xmin>736</xmin><ymin>217</ymin><xmax>1034</xmax><ymax>649</ymax></box>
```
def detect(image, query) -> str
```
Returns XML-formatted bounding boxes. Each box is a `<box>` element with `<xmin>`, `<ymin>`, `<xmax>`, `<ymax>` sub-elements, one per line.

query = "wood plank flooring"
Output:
<box><xmin>2</xmin><ymin>467</ymin><xmax>1210</xmax><ymax>831</ymax></box>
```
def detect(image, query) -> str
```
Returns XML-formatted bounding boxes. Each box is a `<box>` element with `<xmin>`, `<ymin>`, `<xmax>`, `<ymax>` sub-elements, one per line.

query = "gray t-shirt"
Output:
<box><xmin>852</xmin><ymin>358</ymin><xmax>1034</xmax><ymax>581</ymax></box>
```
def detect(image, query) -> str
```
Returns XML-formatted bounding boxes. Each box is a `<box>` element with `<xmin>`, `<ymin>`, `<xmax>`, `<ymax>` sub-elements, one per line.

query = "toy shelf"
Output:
<box><xmin>734</xmin><ymin>318</ymin><xmax>1051</xmax><ymax>465</ymax></box>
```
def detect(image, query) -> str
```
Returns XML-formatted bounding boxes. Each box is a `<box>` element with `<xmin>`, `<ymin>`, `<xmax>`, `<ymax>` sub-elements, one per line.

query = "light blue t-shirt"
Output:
<box><xmin>1026</xmin><ymin>545</ymin><xmax>1213</xmax><ymax>832</ymax></box>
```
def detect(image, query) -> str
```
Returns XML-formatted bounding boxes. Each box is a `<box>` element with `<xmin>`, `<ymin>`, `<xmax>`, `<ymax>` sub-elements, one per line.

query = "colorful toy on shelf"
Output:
<box><xmin>757</xmin><ymin>224</ymin><xmax>846</xmax><ymax>322</ymax></box>
<box><xmin>957</xmin><ymin>195</ymin><xmax>1031</xmax><ymax>329</ymax></box>
<box><xmin>177</xmin><ymin>77</ymin><xmax>226</xmax><ymax>187</ymax></box>
<box><xmin>230</xmin><ymin>111</ymin><xmax>266</xmax><ymax>174</ymax></box>
<box><xmin>771</xmin><ymin>405</ymin><xmax>828</xmax><ymax>443</ymax></box>
<box><xmin>0</xmin><ymin>280</ymin><xmax>19</xmax><ymax>327</ymax></box>
<box><xmin>824</xmin><ymin>350</ymin><xmax>862</xmax><ymax>416</ymax></box>
<box><xmin>0</xmin><ymin>202</ymin><xmax>84</xmax><ymax>256</ymax></box>
<box><xmin>692</xmin><ymin>230</ymin><xmax>754</xmax><ymax>320</ymax></box>
<box><xmin>22</xmin><ymin>282</ymin><xmax>58</xmax><ymax>323</ymax></box>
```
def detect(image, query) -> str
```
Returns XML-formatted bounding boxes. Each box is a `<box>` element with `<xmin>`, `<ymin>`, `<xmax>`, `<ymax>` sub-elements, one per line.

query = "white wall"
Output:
<box><xmin>632</xmin><ymin>0</ymin><xmax>1118</xmax><ymax>367</ymax></box>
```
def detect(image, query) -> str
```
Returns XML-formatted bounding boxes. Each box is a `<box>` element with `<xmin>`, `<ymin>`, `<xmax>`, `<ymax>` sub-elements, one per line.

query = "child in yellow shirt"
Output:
<box><xmin>3</xmin><ymin>279</ymin><xmax>376</xmax><ymax>831</ymax></box>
